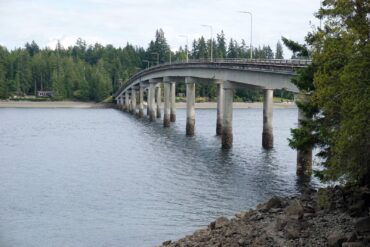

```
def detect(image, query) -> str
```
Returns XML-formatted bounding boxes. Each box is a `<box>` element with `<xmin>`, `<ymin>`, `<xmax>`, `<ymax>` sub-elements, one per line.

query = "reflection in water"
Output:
<box><xmin>0</xmin><ymin>108</ymin><xmax>320</xmax><ymax>247</ymax></box>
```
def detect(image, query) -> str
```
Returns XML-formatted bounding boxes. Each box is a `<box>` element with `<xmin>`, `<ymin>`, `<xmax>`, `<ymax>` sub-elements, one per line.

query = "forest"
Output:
<box><xmin>0</xmin><ymin>30</ymin><xmax>287</xmax><ymax>102</ymax></box>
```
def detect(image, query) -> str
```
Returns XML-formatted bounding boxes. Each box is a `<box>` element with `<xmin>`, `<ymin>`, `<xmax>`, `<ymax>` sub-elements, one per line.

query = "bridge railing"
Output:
<box><xmin>147</xmin><ymin>58</ymin><xmax>311</xmax><ymax>69</ymax></box>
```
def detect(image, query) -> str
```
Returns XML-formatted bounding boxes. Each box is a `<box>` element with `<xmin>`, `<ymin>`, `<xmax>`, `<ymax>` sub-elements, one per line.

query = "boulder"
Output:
<box><xmin>285</xmin><ymin>199</ymin><xmax>304</xmax><ymax>219</ymax></box>
<box><xmin>275</xmin><ymin>216</ymin><xmax>287</xmax><ymax>231</ymax></box>
<box><xmin>215</xmin><ymin>217</ymin><xmax>229</xmax><ymax>229</ymax></box>
<box><xmin>327</xmin><ymin>231</ymin><xmax>346</xmax><ymax>247</ymax></box>
<box><xmin>284</xmin><ymin>220</ymin><xmax>301</xmax><ymax>239</ymax></box>
<box><xmin>162</xmin><ymin>240</ymin><xmax>172</xmax><ymax>245</ymax></box>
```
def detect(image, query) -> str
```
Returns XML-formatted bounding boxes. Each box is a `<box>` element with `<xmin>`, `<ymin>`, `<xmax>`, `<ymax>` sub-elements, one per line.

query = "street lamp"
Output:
<box><xmin>239</xmin><ymin>11</ymin><xmax>253</xmax><ymax>59</ymax></box>
<box><xmin>179</xmin><ymin>35</ymin><xmax>189</xmax><ymax>63</ymax></box>
<box><xmin>201</xmin><ymin>24</ymin><xmax>213</xmax><ymax>61</ymax></box>
<box><xmin>151</xmin><ymin>52</ymin><xmax>159</xmax><ymax>65</ymax></box>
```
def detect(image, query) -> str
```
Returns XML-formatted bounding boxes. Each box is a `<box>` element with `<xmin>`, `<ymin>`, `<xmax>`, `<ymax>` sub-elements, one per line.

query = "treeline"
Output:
<box><xmin>0</xmin><ymin>29</ymin><xmax>286</xmax><ymax>102</ymax></box>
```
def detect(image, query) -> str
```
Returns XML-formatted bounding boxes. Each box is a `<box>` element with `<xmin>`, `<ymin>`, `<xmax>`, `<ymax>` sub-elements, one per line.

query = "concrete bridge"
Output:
<box><xmin>114</xmin><ymin>58</ymin><xmax>312</xmax><ymax>175</ymax></box>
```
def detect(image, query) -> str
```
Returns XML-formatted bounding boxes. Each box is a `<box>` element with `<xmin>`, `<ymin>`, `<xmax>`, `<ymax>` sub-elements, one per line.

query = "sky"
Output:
<box><xmin>0</xmin><ymin>0</ymin><xmax>320</xmax><ymax>56</ymax></box>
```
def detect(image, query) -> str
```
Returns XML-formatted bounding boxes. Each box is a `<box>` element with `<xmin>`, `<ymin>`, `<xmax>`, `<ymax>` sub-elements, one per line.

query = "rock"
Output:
<box><xmin>266</xmin><ymin>196</ymin><xmax>284</xmax><ymax>209</ymax></box>
<box><xmin>209</xmin><ymin>221</ymin><xmax>216</xmax><ymax>230</ymax></box>
<box><xmin>269</xmin><ymin>208</ymin><xmax>282</xmax><ymax>213</ymax></box>
<box><xmin>215</xmin><ymin>217</ymin><xmax>229</xmax><ymax>229</ymax></box>
<box><xmin>285</xmin><ymin>199</ymin><xmax>304</xmax><ymax>219</ymax></box>
<box><xmin>304</xmin><ymin>213</ymin><xmax>315</xmax><ymax>218</ymax></box>
<box><xmin>238</xmin><ymin>238</ymin><xmax>247</xmax><ymax>246</ymax></box>
<box><xmin>346</xmin><ymin>232</ymin><xmax>357</xmax><ymax>242</ymax></box>
<box><xmin>275</xmin><ymin>216</ymin><xmax>287</xmax><ymax>231</ymax></box>
<box><xmin>285</xmin><ymin>219</ymin><xmax>301</xmax><ymax>239</ymax></box>
<box><xmin>257</xmin><ymin>196</ymin><xmax>285</xmax><ymax>212</ymax></box>
<box><xmin>250</xmin><ymin>212</ymin><xmax>263</xmax><ymax>221</ymax></box>
<box><xmin>342</xmin><ymin>242</ymin><xmax>365</xmax><ymax>247</ymax></box>
<box><xmin>327</xmin><ymin>231</ymin><xmax>346</xmax><ymax>247</ymax></box>
<box><xmin>162</xmin><ymin>240</ymin><xmax>172</xmax><ymax>245</ymax></box>
<box><xmin>225</xmin><ymin>228</ymin><xmax>237</xmax><ymax>237</ymax></box>
<box><xmin>349</xmin><ymin>200</ymin><xmax>366</xmax><ymax>217</ymax></box>
<box><xmin>354</xmin><ymin>217</ymin><xmax>370</xmax><ymax>233</ymax></box>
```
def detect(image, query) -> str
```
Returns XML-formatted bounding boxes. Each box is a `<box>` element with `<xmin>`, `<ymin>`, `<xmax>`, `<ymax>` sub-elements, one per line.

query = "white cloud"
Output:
<box><xmin>0</xmin><ymin>0</ymin><xmax>320</xmax><ymax>56</ymax></box>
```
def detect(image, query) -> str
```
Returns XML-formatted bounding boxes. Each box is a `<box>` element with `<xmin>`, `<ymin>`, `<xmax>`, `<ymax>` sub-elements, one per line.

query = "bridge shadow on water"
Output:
<box><xmin>117</xmin><ymin>108</ymin><xmax>316</xmax><ymax>201</ymax></box>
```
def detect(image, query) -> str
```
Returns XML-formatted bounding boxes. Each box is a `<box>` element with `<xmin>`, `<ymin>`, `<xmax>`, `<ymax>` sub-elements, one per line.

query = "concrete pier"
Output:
<box><xmin>262</xmin><ymin>89</ymin><xmax>273</xmax><ymax>149</ymax></box>
<box><xmin>170</xmin><ymin>82</ymin><xmax>176</xmax><ymax>122</ymax></box>
<box><xmin>138</xmin><ymin>85</ymin><xmax>144</xmax><ymax>117</ymax></box>
<box><xmin>185</xmin><ymin>77</ymin><xmax>195</xmax><ymax>136</ymax></box>
<box><xmin>149</xmin><ymin>83</ymin><xmax>156</xmax><ymax>121</ymax></box>
<box><xmin>156</xmin><ymin>85</ymin><xmax>162</xmax><ymax>118</ymax></box>
<box><xmin>125</xmin><ymin>91</ymin><xmax>129</xmax><ymax>112</ymax></box>
<box><xmin>222</xmin><ymin>83</ymin><xmax>234</xmax><ymax>149</ymax></box>
<box><xmin>163</xmin><ymin>82</ymin><xmax>171</xmax><ymax>127</ymax></box>
<box><xmin>296</xmin><ymin>94</ymin><xmax>312</xmax><ymax>176</ymax></box>
<box><xmin>146</xmin><ymin>88</ymin><xmax>150</xmax><ymax>117</ymax></box>
<box><xmin>131</xmin><ymin>88</ymin><xmax>136</xmax><ymax>114</ymax></box>
<box><xmin>216</xmin><ymin>82</ymin><xmax>224</xmax><ymax>136</ymax></box>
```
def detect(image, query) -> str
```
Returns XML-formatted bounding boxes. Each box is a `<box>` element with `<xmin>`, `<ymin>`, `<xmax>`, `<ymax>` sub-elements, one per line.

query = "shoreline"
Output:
<box><xmin>0</xmin><ymin>100</ymin><xmax>296</xmax><ymax>109</ymax></box>
<box><xmin>159</xmin><ymin>186</ymin><xmax>370</xmax><ymax>247</ymax></box>
<box><xmin>0</xmin><ymin>100</ymin><xmax>111</xmax><ymax>109</ymax></box>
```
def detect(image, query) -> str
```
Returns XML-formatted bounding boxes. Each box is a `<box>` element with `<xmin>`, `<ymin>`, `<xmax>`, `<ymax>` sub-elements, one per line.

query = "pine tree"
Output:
<box><xmin>275</xmin><ymin>40</ymin><xmax>284</xmax><ymax>59</ymax></box>
<box><xmin>288</xmin><ymin>0</ymin><xmax>370</xmax><ymax>186</ymax></box>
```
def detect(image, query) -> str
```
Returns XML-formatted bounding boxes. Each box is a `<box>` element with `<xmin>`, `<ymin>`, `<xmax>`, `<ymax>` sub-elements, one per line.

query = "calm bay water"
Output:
<box><xmin>0</xmin><ymin>107</ymin><xmax>318</xmax><ymax>247</ymax></box>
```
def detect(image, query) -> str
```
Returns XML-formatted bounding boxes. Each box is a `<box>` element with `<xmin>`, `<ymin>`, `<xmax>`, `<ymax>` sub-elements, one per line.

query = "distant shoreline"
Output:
<box><xmin>0</xmin><ymin>100</ymin><xmax>110</xmax><ymax>109</ymax></box>
<box><xmin>0</xmin><ymin>100</ymin><xmax>296</xmax><ymax>109</ymax></box>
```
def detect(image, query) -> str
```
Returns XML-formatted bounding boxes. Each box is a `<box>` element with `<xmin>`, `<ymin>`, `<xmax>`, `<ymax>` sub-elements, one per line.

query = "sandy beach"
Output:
<box><xmin>0</xmin><ymin>100</ymin><xmax>296</xmax><ymax>109</ymax></box>
<box><xmin>0</xmin><ymin>100</ymin><xmax>109</xmax><ymax>108</ymax></box>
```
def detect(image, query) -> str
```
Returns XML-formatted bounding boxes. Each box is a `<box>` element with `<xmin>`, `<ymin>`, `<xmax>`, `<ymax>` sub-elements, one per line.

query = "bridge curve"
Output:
<box><xmin>114</xmin><ymin>59</ymin><xmax>310</xmax><ymax>98</ymax></box>
<box><xmin>114</xmin><ymin>58</ymin><xmax>312</xmax><ymax>176</ymax></box>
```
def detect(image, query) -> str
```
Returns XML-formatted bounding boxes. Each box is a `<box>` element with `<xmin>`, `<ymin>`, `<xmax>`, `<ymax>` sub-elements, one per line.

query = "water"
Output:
<box><xmin>0</xmin><ymin>108</ymin><xmax>319</xmax><ymax>247</ymax></box>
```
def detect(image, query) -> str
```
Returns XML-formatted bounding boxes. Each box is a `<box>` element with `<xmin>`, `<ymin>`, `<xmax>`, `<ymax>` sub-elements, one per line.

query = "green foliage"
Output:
<box><xmin>287</xmin><ymin>0</ymin><xmax>370</xmax><ymax>186</ymax></box>
<box><xmin>0</xmin><ymin>30</ymin><xmax>294</xmax><ymax>103</ymax></box>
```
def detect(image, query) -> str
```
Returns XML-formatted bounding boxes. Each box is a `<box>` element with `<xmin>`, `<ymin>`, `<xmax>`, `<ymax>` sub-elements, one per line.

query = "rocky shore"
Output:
<box><xmin>159</xmin><ymin>187</ymin><xmax>370</xmax><ymax>247</ymax></box>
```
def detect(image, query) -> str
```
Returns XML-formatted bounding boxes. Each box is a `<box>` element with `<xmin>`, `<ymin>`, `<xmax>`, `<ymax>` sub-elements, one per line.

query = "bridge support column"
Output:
<box><xmin>216</xmin><ymin>82</ymin><xmax>224</xmax><ymax>136</ymax></box>
<box><xmin>156</xmin><ymin>85</ymin><xmax>162</xmax><ymax>118</ymax></box>
<box><xmin>119</xmin><ymin>97</ymin><xmax>123</xmax><ymax>110</ymax></box>
<box><xmin>149</xmin><ymin>83</ymin><xmax>156</xmax><ymax>121</ymax></box>
<box><xmin>131</xmin><ymin>88</ymin><xmax>137</xmax><ymax>114</ymax></box>
<box><xmin>138</xmin><ymin>85</ymin><xmax>144</xmax><ymax>117</ymax></box>
<box><xmin>163</xmin><ymin>82</ymin><xmax>171</xmax><ymax>127</ymax></box>
<box><xmin>262</xmin><ymin>89</ymin><xmax>274</xmax><ymax>149</ymax></box>
<box><xmin>186</xmin><ymin>77</ymin><xmax>195</xmax><ymax>136</ymax></box>
<box><xmin>125</xmin><ymin>91</ymin><xmax>130</xmax><ymax>112</ymax></box>
<box><xmin>296</xmin><ymin>94</ymin><xmax>312</xmax><ymax>176</ymax></box>
<box><xmin>170</xmin><ymin>82</ymin><xmax>176</xmax><ymax>122</ymax></box>
<box><xmin>146</xmin><ymin>88</ymin><xmax>150</xmax><ymax>117</ymax></box>
<box><xmin>222</xmin><ymin>83</ymin><xmax>233</xmax><ymax>149</ymax></box>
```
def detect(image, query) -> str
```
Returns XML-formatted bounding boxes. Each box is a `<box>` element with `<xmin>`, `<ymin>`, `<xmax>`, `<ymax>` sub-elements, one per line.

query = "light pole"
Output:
<box><xmin>179</xmin><ymin>35</ymin><xmax>189</xmax><ymax>63</ymax></box>
<box><xmin>239</xmin><ymin>11</ymin><xmax>253</xmax><ymax>59</ymax></box>
<box><xmin>201</xmin><ymin>24</ymin><xmax>213</xmax><ymax>61</ymax></box>
<box><xmin>151</xmin><ymin>52</ymin><xmax>159</xmax><ymax>65</ymax></box>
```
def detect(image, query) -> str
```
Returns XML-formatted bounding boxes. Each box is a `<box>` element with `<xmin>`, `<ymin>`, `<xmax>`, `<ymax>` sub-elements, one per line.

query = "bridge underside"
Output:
<box><xmin>114</xmin><ymin>62</ymin><xmax>312</xmax><ymax>177</ymax></box>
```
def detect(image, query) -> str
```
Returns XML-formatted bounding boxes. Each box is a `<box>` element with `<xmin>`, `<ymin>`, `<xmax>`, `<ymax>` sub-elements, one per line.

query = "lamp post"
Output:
<box><xmin>179</xmin><ymin>35</ymin><xmax>189</xmax><ymax>63</ymax></box>
<box><xmin>239</xmin><ymin>11</ymin><xmax>253</xmax><ymax>59</ymax></box>
<box><xmin>151</xmin><ymin>52</ymin><xmax>159</xmax><ymax>65</ymax></box>
<box><xmin>201</xmin><ymin>24</ymin><xmax>213</xmax><ymax>61</ymax></box>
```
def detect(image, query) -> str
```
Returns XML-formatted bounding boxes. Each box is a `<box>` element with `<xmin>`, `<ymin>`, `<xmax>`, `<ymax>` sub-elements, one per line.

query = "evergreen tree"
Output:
<box><xmin>216</xmin><ymin>31</ymin><xmax>227</xmax><ymax>58</ymax></box>
<box><xmin>288</xmin><ymin>0</ymin><xmax>370</xmax><ymax>186</ymax></box>
<box><xmin>275</xmin><ymin>40</ymin><xmax>284</xmax><ymax>59</ymax></box>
